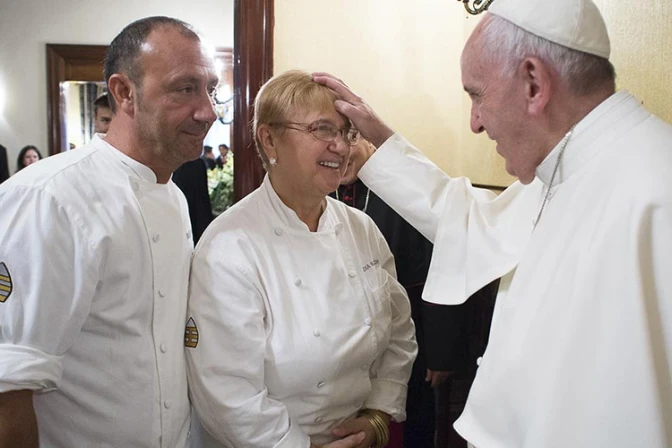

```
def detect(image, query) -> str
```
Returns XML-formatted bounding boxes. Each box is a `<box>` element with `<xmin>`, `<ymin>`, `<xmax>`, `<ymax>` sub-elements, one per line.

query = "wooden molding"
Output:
<box><xmin>472</xmin><ymin>183</ymin><xmax>506</xmax><ymax>192</ymax></box>
<box><xmin>232</xmin><ymin>0</ymin><xmax>274</xmax><ymax>201</ymax></box>
<box><xmin>46</xmin><ymin>44</ymin><xmax>107</xmax><ymax>155</ymax></box>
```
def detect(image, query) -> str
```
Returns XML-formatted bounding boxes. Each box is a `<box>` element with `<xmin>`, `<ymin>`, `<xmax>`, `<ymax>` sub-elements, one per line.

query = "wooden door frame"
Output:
<box><xmin>46</xmin><ymin>0</ymin><xmax>273</xmax><ymax>201</ymax></box>
<box><xmin>46</xmin><ymin>44</ymin><xmax>108</xmax><ymax>156</ymax></box>
<box><xmin>233</xmin><ymin>0</ymin><xmax>273</xmax><ymax>200</ymax></box>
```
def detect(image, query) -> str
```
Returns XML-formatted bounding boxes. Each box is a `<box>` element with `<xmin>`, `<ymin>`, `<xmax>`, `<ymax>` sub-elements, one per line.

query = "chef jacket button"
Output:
<box><xmin>317</xmin><ymin>381</ymin><xmax>325</xmax><ymax>388</ymax></box>
<box><xmin>364</xmin><ymin>317</ymin><xmax>372</xmax><ymax>326</ymax></box>
<box><xmin>348</xmin><ymin>270</ymin><xmax>357</xmax><ymax>278</ymax></box>
<box><xmin>476</xmin><ymin>356</ymin><xmax>483</xmax><ymax>366</ymax></box>
<box><xmin>274</xmin><ymin>228</ymin><xmax>283</xmax><ymax>236</ymax></box>
<box><xmin>130</xmin><ymin>180</ymin><xmax>139</xmax><ymax>192</ymax></box>
<box><xmin>294</xmin><ymin>278</ymin><xmax>302</xmax><ymax>287</ymax></box>
<box><xmin>313</xmin><ymin>329</ymin><xmax>321</xmax><ymax>337</ymax></box>
<box><xmin>315</xmin><ymin>417</ymin><xmax>323</xmax><ymax>423</ymax></box>
<box><xmin>158</xmin><ymin>289</ymin><xmax>166</xmax><ymax>298</ymax></box>
<box><xmin>152</xmin><ymin>233</ymin><xmax>161</xmax><ymax>243</ymax></box>
<box><xmin>335</xmin><ymin>226</ymin><xmax>342</xmax><ymax>236</ymax></box>
<box><xmin>160</xmin><ymin>344</ymin><xmax>167</xmax><ymax>353</ymax></box>
<box><xmin>360</xmin><ymin>364</ymin><xmax>368</xmax><ymax>371</ymax></box>
<box><xmin>164</xmin><ymin>400</ymin><xmax>172</xmax><ymax>409</ymax></box>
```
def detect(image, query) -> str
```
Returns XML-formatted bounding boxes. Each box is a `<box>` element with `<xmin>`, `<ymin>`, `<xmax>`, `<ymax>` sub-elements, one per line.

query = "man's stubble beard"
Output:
<box><xmin>135</xmin><ymin>95</ymin><xmax>184</xmax><ymax>169</ymax></box>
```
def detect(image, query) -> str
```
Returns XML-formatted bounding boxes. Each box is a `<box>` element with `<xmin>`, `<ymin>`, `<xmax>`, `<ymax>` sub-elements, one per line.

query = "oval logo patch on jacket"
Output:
<box><xmin>184</xmin><ymin>317</ymin><xmax>199</xmax><ymax>348</ymax></box>
<box><xmin>0</xmin><ymin>262</ymin><xmax>13</xmax><ymax>303</ymax></box>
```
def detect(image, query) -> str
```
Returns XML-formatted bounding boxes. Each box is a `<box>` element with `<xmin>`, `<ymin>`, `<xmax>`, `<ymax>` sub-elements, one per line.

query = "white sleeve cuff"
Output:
<box><xmin>358</xmin><ymin>134</ymin><xmax>398</xmax><ymax>183</ymax></box>
<box><xmin>0</xmin><ymin>344</ymin><xmax>63</xmax><ymax>393</ymax></box>
<box><xmin>364</xmin><ymin>378</ymin><xmax>409</xmax><ymax>422</ymax></box>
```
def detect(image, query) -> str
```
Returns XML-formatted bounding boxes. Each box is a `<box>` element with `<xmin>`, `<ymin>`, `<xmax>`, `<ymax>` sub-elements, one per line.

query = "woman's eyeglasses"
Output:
<box><xmin>270</xmin><ymin>121</ymin><xmax>360</xmax><ymax>146</ymax></box>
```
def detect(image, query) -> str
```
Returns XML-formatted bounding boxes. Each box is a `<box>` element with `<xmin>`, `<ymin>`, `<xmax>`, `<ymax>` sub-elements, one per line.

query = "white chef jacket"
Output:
<box><xmin>0</xmin><ymin>136</ymin><xmax>193</xmax><ymax>447</ymax></box>
<box><xmin>359</xmin><ymin>90</ymin><xmax>672</xmax><ymax>447</ymax></box>
<box><xmin>186</xmin><ymin>175</ymin><xmax>417</xmax><ymax>448</ymax></box>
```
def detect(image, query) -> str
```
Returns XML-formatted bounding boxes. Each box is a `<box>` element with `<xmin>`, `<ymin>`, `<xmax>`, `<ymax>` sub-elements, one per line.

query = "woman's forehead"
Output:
<box><xmin>287</xmin><ymin>105</ymin><xmax>348</xmax><ymax>126</ymax></box>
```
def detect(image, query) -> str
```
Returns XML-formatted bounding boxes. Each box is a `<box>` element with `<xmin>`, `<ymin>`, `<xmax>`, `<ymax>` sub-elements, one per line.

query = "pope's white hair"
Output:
<box><xmin>478</xmin><ymin>14</ymin><xmax>615</xmax><ymax>95</ymax></box>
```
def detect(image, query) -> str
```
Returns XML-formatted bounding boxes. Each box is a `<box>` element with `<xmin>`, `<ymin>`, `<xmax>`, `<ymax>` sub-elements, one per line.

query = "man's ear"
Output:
<box><xmin>107</xmin><ymin>74</ymin><xmax>136</xmax><ymax>116</ymax></box>
<box><xmin>520</xmin><ymin>57</ymin><xmax>551</xmax><ymax>116</ymax></box>
<box><xmin>257</xmin><ymin>124</ymin><xmax>279</xmax><ymax>162</ymax></box>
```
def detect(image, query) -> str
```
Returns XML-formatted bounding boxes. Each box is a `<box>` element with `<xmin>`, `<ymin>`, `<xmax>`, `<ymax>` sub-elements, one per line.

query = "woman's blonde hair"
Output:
<box><xmin>253</xmin><ymin>70</ymin><xmax>339</xmax><ymax>169</ymax></box>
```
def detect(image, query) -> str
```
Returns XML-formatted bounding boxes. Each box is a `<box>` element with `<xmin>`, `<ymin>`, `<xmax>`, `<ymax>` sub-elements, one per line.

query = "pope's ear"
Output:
<box><xmin>107</xmin><ymin>74</ymin><xmax>136</xmax><ymax>116</ymax></box>
<box><xmin>520</xmin><ymin>57</ymin><xmax>551</xmax><ymax>116</ymax></box>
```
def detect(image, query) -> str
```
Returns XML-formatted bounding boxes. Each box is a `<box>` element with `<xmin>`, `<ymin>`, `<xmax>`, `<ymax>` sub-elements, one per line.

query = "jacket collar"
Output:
<box><xmin>261</xmin><ymin>175</ymin><xmax>340</xmax><ymax>234</ymax></box>
<box><xmin>536</xmin><ymin>90</ymin><xmax>649</xmax><ymax>186</ymax></box>
<box><xmin>94</xmin><ymin>135</ymin><xmax>158</xmax><ymax>184</ymax></box>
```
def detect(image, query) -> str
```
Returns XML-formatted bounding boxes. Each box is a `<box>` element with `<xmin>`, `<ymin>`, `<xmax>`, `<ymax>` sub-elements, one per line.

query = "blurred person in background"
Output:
<box><xmin>16</xmin><ymin>145</ymin><xmax>42</xmax><ymax>171</ymax></box>
<box><xmin>216</xmin><ymin>143</ymin><xmax>230</xmax><ymax>168</ymax></box>
<box><xmin>202</xmin><ymin>145</ymin><xmax>217</xmax><ymax>169</ymax></box>
<box><xmin>0</xmin><ymin>144</ymin><xmax>9</xmax><ymax>183</ymax></box>
<box><xmin>93</xmin><ymin>93</ymin><xmax>112</xmax><ymax>134</ymax></box>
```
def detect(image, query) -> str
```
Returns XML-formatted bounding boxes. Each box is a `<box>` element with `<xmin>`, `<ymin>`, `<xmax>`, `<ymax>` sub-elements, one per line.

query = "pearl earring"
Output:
<box><xmin>269</xmin><ymin>157</ymin><xmax>277</xmax><ymax>166</ymax></box>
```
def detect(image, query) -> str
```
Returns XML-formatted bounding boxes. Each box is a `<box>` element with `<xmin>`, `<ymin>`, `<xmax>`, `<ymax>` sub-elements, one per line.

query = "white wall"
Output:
<box><xmin>0</xmin><ymin>0</ymin><xmax>234</xmax><ymax>174</ymax></box>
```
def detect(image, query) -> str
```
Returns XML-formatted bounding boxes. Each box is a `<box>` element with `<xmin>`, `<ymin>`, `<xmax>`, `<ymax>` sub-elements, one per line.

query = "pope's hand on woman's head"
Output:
<box><xmin>312</xmin><ymin>72</ymin><xmax>395</xmax><ymax>149</ymax></box>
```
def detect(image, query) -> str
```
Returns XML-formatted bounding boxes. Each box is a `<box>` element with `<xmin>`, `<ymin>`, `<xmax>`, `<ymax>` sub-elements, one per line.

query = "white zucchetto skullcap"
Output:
<box><xmin>488</xmin><ymin>0</ymin><xmax>611</xmax><ymax>59</ymax></box>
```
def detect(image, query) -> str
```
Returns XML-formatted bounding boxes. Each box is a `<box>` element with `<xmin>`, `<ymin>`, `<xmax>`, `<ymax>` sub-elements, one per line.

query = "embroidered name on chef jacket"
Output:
<box><xmin>184</xmin><ymin>317</ymin><xmax>199</xmax><ymax>348</ymax></box>
<box><xmin>0</xmin><ymin>262</ymin><xmax>13</xmax><ymax>303</ymax></box>
<box><xmin>362</xmin><ymin>259</ymin><xmax>380</xmax><ymax>272</ymax></box>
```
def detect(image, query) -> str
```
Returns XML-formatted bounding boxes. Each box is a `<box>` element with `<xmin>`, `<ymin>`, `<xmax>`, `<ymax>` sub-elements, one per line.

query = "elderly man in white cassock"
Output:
<box><xmin>314</xmin><ymin>0</ymin><xmax>672</xmax><ymax>446</ymax></box>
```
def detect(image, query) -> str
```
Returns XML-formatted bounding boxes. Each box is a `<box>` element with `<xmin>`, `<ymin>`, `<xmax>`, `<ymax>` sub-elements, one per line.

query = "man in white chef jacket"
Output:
<box><xmin>0</xmin><ymin>16</ymin><xmax>219</xmax><ymax>447</ymax></box>
<box><xmin>315</xmin><ymin>0</ymin><xmax>672</xmax><ymax>446</ymax></box>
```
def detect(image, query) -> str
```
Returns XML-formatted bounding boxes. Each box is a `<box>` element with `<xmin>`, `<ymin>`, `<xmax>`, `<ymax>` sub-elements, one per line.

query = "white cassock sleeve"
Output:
<box><xmin>364</xmin><ymin>229</ymin><xmax>418</xmax><ymax>421</ymax></box>
<box><xmin>0</xmin><ymin>186</ymin><xmax>98</xmax><ymax>393</ymax></box>
<box><xmin>359</xmin><ymin>133</ymin><xmax>541</xmax><ymax>304</ymax></box>
<box><xmin>185</xmin><ymin>232</ymin><xmax>311</xmax><ymax>448</ymax></box>
<box><xmin>358</xmin><ymin>133</ymin><xmax>498</xmax><ymax>243</ymax></box>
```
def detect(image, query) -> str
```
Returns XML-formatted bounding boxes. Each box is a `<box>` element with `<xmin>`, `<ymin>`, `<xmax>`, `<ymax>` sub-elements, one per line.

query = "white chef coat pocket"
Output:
<box><xmin>367</xmin><ymin>278</ymin><xmax>392</xmax><ymax>327</ymax></box>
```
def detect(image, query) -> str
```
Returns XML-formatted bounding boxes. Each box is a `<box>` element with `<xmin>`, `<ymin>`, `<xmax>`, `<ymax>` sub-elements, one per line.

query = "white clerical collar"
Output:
<box><xmin>261</xmin><ymin>174</ymin><xmax>335</xmax><ymax>233</ymax></box>
<box><xmin>535</xmin><ymin>90</ymin><xmax>641</xmax><ymax>186</ymax></box>
<box><xmin>93</xmin><ymin>135</ymin><xmax>158</xmax><ymax>183</ymax></box>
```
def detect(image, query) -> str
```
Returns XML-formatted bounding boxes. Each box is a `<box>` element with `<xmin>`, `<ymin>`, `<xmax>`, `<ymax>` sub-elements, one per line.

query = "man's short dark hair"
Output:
<box><xmin>203</xmin><ymin>146</ymin><xmax>213</xmax><ymax>154</ymax></box>
<box><xmin>103</xmin><ymin>16</ymin><xmax>199</xmax><ymax>113</ymax></box>
<box><xmin>93</xmin><ymin>93</ymin><xmax>110</xmax><ymax>116</ymax></box>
